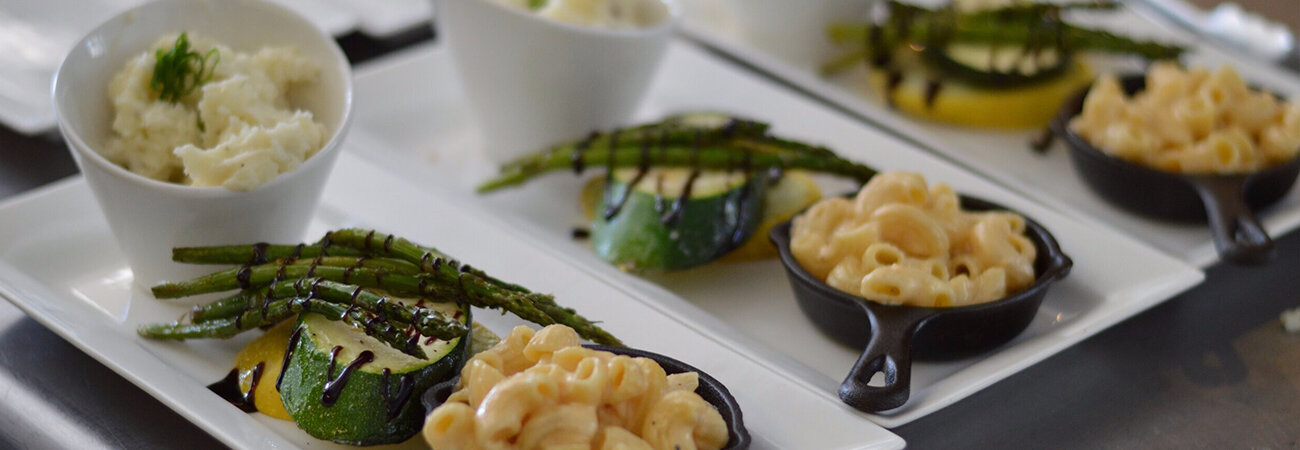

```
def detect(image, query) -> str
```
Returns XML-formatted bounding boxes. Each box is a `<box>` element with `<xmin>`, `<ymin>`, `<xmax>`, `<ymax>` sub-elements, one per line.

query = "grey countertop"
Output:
<box><xmin>1</xmin><ymin>27</ymin><xmax>1298</xmax><ymax>450</ymax></box>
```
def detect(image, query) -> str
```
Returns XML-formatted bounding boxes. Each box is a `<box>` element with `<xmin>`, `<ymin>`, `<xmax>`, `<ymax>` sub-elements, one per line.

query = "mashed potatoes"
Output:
<box><xmin>104</xmin><ymin>33</ymin><xmax>328</xmax><ymax>191</ymax></box>
<box><xmin>491</xmin><ymin>0</ymin><xmax>667</xmax><ymax>29</ymax></box>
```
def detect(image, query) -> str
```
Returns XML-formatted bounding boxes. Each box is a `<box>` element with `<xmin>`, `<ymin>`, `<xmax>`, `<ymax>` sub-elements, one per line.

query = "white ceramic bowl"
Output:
<box><xmin>52</xmin><ymin>0</ymin><xmax>353</xmax><ymax>287</ymax></box>
<box><xmin>433</xmin><ymin>0</ymin><xmax>679</xmax><ymax>162</ymax></box>
<box><xmin>728</xmin><ymin>0</ymin><xmax>872</xmax><ymax>70</ymax></box>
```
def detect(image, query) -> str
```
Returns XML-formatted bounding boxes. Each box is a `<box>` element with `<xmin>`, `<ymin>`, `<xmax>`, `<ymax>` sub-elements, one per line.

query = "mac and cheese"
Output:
<box><xmin>423</xmin><ymin>325</ymin><xmax>728</xmax><ymax>450</ymax></box>
<box><xmin>1070</xmin><ymin>63</ymin><xmax>1300</xmax><ymax>174</ymax></box>
<box><xmin>790</xmin><ymin>172</ymin><xmax>1037</xmax><ymax>307</ymax></box>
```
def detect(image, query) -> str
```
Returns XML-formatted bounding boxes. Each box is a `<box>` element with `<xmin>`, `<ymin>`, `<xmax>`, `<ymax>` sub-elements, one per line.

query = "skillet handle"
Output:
<box><xmin>838</xmin><ymin>306</ymin><xmax>931</xmax><ymax>412</ymax></box>
<box><xmin>1189</xmin><ymin>176</ymin><xmax>1274</xmax><ymax>266</ymax></box>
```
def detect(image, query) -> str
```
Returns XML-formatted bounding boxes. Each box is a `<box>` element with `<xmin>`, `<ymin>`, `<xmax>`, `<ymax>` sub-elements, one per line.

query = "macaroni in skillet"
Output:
<box><xmin>423</xmin><ymin>325</ymin><xmax>728</xmax><ymax>449</ymax></box>
<box><xmin>1070</xmin><ymin>63</ymin><xmax>1300</xmax><ymax>174</ymax></box>
<box><xmin>791</xmin><ymin>172</ymin><xmax>1036</xmax><ymax>307</ymax></box>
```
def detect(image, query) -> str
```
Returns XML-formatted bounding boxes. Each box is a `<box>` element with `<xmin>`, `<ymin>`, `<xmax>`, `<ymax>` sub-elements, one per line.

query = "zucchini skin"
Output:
<box><xmin>591</xmin><ymin>174</ymin><xmax>766</xmax><ymax>271</ymax></box>
<box><xmin>279</xmin><ymin>308</ymin><xmax>470</xmax><ymax>445</ymax></box>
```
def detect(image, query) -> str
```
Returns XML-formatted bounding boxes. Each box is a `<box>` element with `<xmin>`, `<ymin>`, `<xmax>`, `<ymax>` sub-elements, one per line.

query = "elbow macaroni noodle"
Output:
<box><xmin>1070</xmin><ymin>63</ymin><xmax>1300</xmax><ymax>174</ymax></box>
<box><xmin>791</xmin><ymin>172</ymin><xmax>1037</xmax><ymax>307</ymax></box>
<box><xmin>424</xmin><ymin>325</ymin><xmax>728</xmax><ymax>450</ymax></box>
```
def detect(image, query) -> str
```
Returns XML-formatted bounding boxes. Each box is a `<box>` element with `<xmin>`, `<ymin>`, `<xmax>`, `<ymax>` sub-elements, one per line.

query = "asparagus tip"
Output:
<box><xmin>150</xmin><ymin>285</ymin><xmax>182</xmax><ymax>299</ymax></box>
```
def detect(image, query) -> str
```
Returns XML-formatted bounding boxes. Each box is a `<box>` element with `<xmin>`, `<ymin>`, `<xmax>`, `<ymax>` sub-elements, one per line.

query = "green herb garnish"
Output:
<box><xmin>528</xmin><ymin>0</ymin><xmax>547</xmax><ymax>10</ymax></box>
<box><xmin>149</xmin><ymin>32</ymin><xmax>219</xmax><ymax>103</ymax></box>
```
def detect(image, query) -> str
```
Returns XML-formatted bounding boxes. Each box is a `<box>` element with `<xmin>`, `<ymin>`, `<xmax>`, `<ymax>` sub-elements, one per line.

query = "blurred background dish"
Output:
<box><xmin>673</xmin><ymin>0</ymin><xmax>1300</xmax><ymax>267</ymax></box>
<box><xmin>429</xmin><ymin>0</ymin><xmax>678</xmax><ymax>162</ymax></box>
<box><xmin>1052</xmin><ymin>73</ymin><xmax>1300</xmax><ymax>266</ymax></box>
<box><xmin>727</xmin><ymin>0</ymin><xmax>870</xmax><ymax>70</ymax></box>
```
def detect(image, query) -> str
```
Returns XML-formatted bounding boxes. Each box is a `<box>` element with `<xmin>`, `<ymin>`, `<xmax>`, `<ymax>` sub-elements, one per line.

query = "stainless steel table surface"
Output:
<box><xmin>1</xmin><ymin>27</ymin><xmax>1298</xmax><ymax>450</ymax></box>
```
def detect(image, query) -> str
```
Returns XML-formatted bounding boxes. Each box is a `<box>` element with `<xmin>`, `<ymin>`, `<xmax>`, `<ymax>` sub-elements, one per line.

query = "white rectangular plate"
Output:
<box><xmin>0</xmin><ymin>152</ymin><xmax>904</xmax><ymax>449</ymax></box>
<box><xmin>675</xmin><ymin>0</ymin><xmax>1300</xmax><ymax>268</ymax></box>
<box><xmin>341</xmin><ymin>41</ymin><xmax>1205</xmax><ymax>426</ymax></box>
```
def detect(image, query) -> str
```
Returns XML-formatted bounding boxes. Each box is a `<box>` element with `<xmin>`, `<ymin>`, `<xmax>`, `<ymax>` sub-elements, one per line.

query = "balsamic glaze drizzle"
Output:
<box><xmin>235</xmin><ymin>266</ymin><xmax>253</xmax><ymax>290</ymax></box>
<box><xmin>404</xmin><ymin>322</ymin><xmax>422</xmax><ymax>355</ymax></box>
<box><xmin>602</xmin><ymin>128</ymin><xmax>621</xmax><ymax>207</ymax></box>
<box><xmin>652</xmin><ymin>126</ymin><xmax>670</xmax><ymax>216</ymax></box>
<box><xmin>658</xmin><ymin>129</ymin><xmax>704</xmax><ymax>227</ymax></box>
<box><xmin>364</xmin><ymin>230</ymin><xmax>378</xmax><ymax>251</ymax></box>
<box><xmin>319</xmin><ymin>231</ymin><xmax>334</xmax><ymax>251</ymax></box>
<box><xmin>724</xmin><ymin>148</ymin><xmax>756</xmax><ymax>253</ymax></box>
<box><xmin>570</xmin><ymin>227</ymin><xmax>591</xmax><ymax>240</ymax></box>
<box><xmin>249</xmin><ymin>243</ymin><xmax>270</xmax><ymax>265</ymax></box>
<box><xmin>557</xmin><ymin>116</ymin><xmax>768</xmax><ymax>249</ymax></box>
<box><xmin>276</xmin><ymin>325</ymin><xmax>304</xmax><ymax>391</ymax></box>
<box><xmin>923</xmin><ymin>79</ymin><xmax>943</xmax><ymax>108</ymax></box>
<box><xmin>322</xmin><ymin>347</ymin><xmax>375</xmax><ymax>407</ymax></box>
<box><xmin>601</xmin><ymin>127</ymin><xmax>653</xmax><ymax>220</ymax></box>
<box><xmin>884</xmin><ymin>71</ymin><xmax>905</xmax><ymax>108</ymax></box>
<box><xmin>341</xmin><ymin>256</ymin><xmax>367</xmax><ymax>284</ymax></box>
<box><xmin>571</xmin><ymin>131</ymin><xmax>599</xmax><ymax>175</ymax></box>
<box><xmin>380</xmin><ymin>369</ymin><xmax>417</xmax><ymax>421</ymax></box>
<box><xmin>306</xmin><ymin>253</ymin><xmax>325</xmax><ymax>278</ymax></box>
<box><xmin>208</xmin><ymin>362</ymin><xmax>264</xmax><ymax>413</ymax></box>
<box><xmin>868</xmin><ymin>20</ymin><xmax>890</xmax><ymax>67</ymax></box>
<box><xmin>1029</xmin><ymin>126</ymin><xmax>1056</xmax><ymax>153</ymax></box>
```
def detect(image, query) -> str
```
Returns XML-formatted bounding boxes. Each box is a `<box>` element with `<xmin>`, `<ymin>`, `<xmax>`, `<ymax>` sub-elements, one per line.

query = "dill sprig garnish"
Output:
<box><xmin>149</xmin><ymin>32</ymin><xmax>219</xmax><ymax>104</ymax></box>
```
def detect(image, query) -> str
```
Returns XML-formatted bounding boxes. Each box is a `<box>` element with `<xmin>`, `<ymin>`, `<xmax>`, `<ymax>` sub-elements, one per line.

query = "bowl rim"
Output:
<box><xmin>770</xmin><ymin>193</ymin><xmax>1073</xmax><ymax>315</ymax></box>
<box><xmin>465</xmin><ymin>0</ymin><xmax>682</xmax><ymax>38</ymax></box>
<box><xmin>50</xmin><ymin>0</ymin><xmax>355</xmax><ymax>198</ymax></box>
<box><xmin>1049</xmin><ymin>72</ymin><xmax>1300</xmax><ymax>182</ymax></box>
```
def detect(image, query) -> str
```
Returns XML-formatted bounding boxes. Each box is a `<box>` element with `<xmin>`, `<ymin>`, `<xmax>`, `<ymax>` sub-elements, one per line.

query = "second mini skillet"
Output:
<box><xmin>1050</xmin><ymin>75</ymin><xmax>1300</xmax><ymax>266</ymax></box>
<box><xmin>770</xmin><ymin>195</ymin><xmax>1072</xmax><ymax>412</ymax></box>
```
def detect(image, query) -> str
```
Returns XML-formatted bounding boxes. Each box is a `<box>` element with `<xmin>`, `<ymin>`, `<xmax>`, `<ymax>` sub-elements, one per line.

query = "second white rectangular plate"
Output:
<box><xmin>675</xmin><ymin>0</ymin><xmax>1300</xmax><ymax>268</ymax></box>
<box><xmin>343</xmin><ymin>41</ymin><xmax>1205</xmax><ymax>426</ymax></box>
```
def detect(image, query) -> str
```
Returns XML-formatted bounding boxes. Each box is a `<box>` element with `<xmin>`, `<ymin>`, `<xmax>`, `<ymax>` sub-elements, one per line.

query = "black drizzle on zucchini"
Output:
<box><xmin>477</xmin><ymin>112</ymin><xmax>877</xmax><ymax>270</ymax></box>
<box><xmin>380</xmin><ymin>369</ymin><xmax>418</xmax><ymax>421</ymax></box>
<box><xmin>577</xmin><ymin>118</ymin><xmax>770</xmax><ymax>270</ymax></box>
<box><xmin>277</xmin><ymin>325</ymin><xmax>305</xmax><ymax>390</ymax></box>
<box><xmin>278</xmin><ymin>304</ymin><xmax>470</xmax><ymax>445</ymax></box>
<box><xmin>573</xmin><ymin>117</ymin><xmax>767</xmax><ymax>234</ymax></box>
<box><xmin>321</xmin><ymin>346</ymin><xmax>374</xmax><ymax>407</ymax></box>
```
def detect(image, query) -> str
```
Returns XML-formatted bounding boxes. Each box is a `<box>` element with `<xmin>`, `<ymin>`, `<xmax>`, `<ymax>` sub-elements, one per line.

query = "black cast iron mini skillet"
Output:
<box><xmin>1050</xmin><ymin>74</ymin><xmax>1300</xmax><ymax>266</ymax></box>
<box><xmin>423</xmin><ymin>344</ymin><xmax>750</xmax><ymax>449</ymax></box>
<box><xmin>770</xmin><ymin>196</ymin><xmax>1072</xmax><ymax>413</ymax></box>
